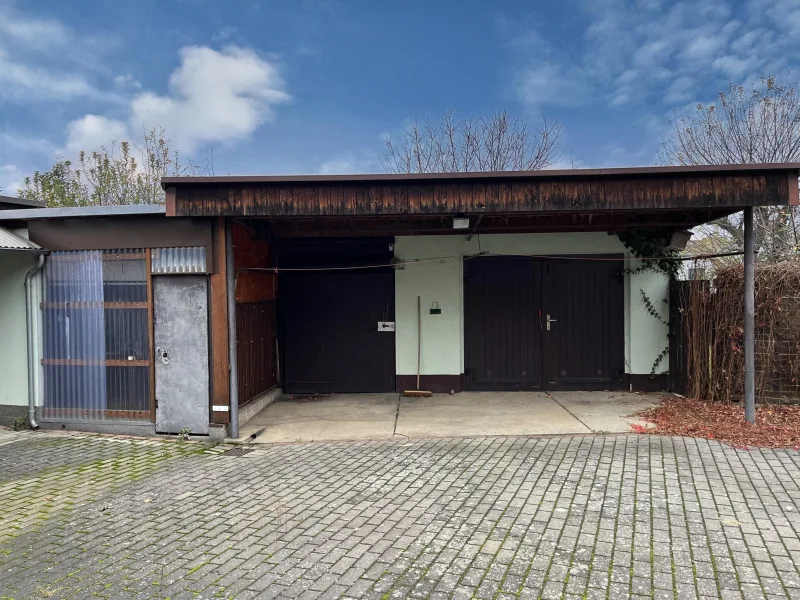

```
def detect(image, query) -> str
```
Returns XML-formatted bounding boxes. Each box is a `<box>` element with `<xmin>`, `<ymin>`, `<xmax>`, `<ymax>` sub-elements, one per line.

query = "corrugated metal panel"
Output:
<box><xmin>151</xmin><ymin>246</ymin><xmax>207</xmax><ymax>274</ymax></box>
<box><xmin>0</xmin><ymin>227</ymin><xmax>41</xmax><ymax>250</ymax></box>
<box><xmin>40</xmin><ymin>249</ymin><xmax>151</xmax><ymax>422</ymax></box>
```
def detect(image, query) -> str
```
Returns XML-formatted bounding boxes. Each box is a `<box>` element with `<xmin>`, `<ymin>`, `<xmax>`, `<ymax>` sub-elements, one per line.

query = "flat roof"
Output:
<box><xmin>162</xmin><ymin>163</ymin><xmax>800</xmax><ymax>187</ymax></box>
<box><xmin>0</xmin><ymin>195</ymin><xmax>45</xmax><ymax>209</ymax></box>
<box><xmin>0</xmin><ymin>204</ymin><xmax>166</xmax><ymax>221</ymax></box>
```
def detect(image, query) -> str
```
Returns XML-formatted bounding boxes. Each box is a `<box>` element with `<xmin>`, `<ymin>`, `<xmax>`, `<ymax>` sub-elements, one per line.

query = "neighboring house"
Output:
<box><xmin>0</xmin><ymin>164</ymin><xmax>797</xmax><ymax>436</ymax></box>
<box><xmin>0</xmin><ymin>195</ymin><xmax>45</xmax><ymax>427</ymax></box>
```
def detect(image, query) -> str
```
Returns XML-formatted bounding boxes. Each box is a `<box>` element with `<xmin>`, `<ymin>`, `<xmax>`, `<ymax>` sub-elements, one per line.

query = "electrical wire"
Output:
<box><xmin>235</xmin><ymin>254</ymin><xmax>468</xmax><ymax>273</ymax></box>
<box><xmin>235</xmin><ymin>250</ymin><xmax>744</xmax><ymax>273</ymax></box>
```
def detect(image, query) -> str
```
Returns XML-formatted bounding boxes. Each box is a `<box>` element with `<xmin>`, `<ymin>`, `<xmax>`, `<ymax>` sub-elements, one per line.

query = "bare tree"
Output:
<box><xmin>661</xmin><ymin>75</ymin><xmax>800</xmax><ymax>265</ymax></box>
<box><xmin>381</xmin><ymin>108</ymin><xmax>562</xmax><ymax>173</ymax></box>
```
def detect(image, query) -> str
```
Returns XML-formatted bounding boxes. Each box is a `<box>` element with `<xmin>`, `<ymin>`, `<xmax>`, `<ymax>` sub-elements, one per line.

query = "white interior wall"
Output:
<box><xmin>394</xmin><ymin>233</ymin><xmax>669</xmax><ymax>378</ymax></box>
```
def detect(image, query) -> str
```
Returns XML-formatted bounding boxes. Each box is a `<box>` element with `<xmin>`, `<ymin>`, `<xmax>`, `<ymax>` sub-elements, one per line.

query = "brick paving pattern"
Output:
<box><xmin>1</xmin><ymin>433</ymin><xmax>799</xmax><ymax>599</ymax></box>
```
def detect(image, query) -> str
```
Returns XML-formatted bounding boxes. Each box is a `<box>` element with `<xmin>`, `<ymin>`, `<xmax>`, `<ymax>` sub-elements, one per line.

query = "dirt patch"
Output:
<box><xmin>632</xmin><ymin>397</ymin><xmax>800</xmax><ymax>449</ymax></box>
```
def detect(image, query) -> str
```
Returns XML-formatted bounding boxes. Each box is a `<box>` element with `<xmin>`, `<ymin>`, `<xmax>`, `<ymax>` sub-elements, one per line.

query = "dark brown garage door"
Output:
<box><xmin>465</xmin><ymin>256</ymin><xmax>624</xmax><ymax>391</ymax></box>
<box><xmin>464</xmin><ymin>257</ymin><xmax>544</xmax><ymax>390</ymax></box>
<box><xmin>279</xmin><ymin>239</ymin><xmax>395</xmax><ymax>394</ymax></box>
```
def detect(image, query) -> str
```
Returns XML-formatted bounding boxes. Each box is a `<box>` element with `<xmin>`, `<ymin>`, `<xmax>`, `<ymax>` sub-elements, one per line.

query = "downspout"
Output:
<box><xmin>225</xmin><ymin>222</ymin><xmax>239</xmax><ymax>439</ymax></box>
<box><xmin>25</xmin><ymin>253</ymin><xmax>47</xmax><ymax>429</ymax></box>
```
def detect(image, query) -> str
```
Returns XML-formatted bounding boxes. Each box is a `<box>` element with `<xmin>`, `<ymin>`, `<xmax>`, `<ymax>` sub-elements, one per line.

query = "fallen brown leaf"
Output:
<box><xmin>631</xmin><ymin>398</ymin><xmax>800</xmax><ymax>449</ymax></box>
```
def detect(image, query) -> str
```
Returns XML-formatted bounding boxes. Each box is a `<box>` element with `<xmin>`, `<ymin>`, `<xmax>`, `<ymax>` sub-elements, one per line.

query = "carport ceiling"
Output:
<box><xmin>237</xmin><ymin>207</ymin><xmax>741</xmax><ymax>238</ymax></box>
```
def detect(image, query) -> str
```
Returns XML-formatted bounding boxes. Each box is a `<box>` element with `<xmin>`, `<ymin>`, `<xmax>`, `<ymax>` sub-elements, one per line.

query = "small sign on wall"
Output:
<box><xmin>378</xmin><ymin>322</ymin><xmax>395</xmax><ymax>332</ymax></box>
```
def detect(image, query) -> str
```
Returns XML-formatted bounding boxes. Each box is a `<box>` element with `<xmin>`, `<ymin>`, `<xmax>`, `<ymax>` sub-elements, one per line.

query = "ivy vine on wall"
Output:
<box><xmin>610</xmin><ymin>231</ymin><xmax>678</xmax><ymax>377</ymax></box>
<box><xmin>614</xmin><ymin>231</ymin><xmax>680</xmax><ymax>278</ymax></box>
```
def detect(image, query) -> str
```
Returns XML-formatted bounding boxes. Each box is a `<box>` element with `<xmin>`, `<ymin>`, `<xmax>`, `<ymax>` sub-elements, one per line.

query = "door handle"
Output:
<box><xmin>546</xmin><ymin>315</ymin><xmax>557</xmax><ymax>331</ymax></box>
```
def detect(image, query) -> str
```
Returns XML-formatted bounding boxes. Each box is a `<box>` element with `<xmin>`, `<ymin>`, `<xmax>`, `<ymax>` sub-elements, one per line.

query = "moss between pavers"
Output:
<box><xmin>0</xmin><ymin>436</ymin><xmax>216</xmax><ymax>547</ymax></box>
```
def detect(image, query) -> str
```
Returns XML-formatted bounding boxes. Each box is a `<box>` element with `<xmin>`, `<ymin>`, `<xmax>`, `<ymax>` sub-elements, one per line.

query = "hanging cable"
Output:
<box><xmin>234</xmin><ymin>250</ymin><xmax>744</xmax><ymax>274</ymax></box>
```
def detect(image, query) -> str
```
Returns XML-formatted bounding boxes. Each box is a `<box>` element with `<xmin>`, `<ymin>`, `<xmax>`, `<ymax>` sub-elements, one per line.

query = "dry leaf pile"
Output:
<box><xmin>632</xmin><ymin>397</ymin><xmax>800</xmax><ymax>449</ymax></box>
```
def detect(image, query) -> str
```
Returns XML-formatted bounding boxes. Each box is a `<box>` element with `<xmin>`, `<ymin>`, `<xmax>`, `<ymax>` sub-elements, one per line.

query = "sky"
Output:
<box><xmin>2</xmin><ymin>0</ymin><xmax>800</xmax><ymax>194</ymax></box>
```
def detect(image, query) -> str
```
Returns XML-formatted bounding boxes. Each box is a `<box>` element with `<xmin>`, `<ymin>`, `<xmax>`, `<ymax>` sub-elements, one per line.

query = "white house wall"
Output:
<box><xmin>628</xmin><ymin>262</ymin><xmax>670</xmax><ymax>375</ymax></box>
<box><xmin>393</xmin><ymin>233</ymin><xmax>669</xmax><ymax>381</ymax></box>
<box><xmin>0</xmin><ymin>254</ymin><xmax>38</xmax><ymax>413</ymax></box>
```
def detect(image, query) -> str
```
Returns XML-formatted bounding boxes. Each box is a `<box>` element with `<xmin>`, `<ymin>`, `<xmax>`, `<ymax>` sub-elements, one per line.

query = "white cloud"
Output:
<box><xmin>62</xmin><ymin>45</ymin><xmax>290</xmax><ymax>157</ymax></box>
<box><xmin>212</xmin><ymin>26</ymin><xmax>238</xmax><ymax>43</ymax></box>
<box><xmin>113</xmin><ymin>74</ymin><xmax>142</xmax><ymax>91</ymax></box>
<box><xmin>0</xmin><ymin>164</ymin><xmax>25</xmax><ymax>195</ymax></box>
<box><xmin>318</xmin><ymin>151</ymin><xmax>378</xmax><ymax>175</ymax></box>
<box><xmin>64</xmin><ymin>115</ymin><xmax>129</xmax><ymax>156</ymax></box>
<box><xmin>751</xmin><ymin>0</ymin><xmax>800</xmax><ymax>31</ymax></box>
<box><xmin>128</xmin><ymin>46</ymin><xmax>290</xmax><ymax>153</ymax></box>
<box><xmin>506</xmin><ymin>0</ymin><xmax>800</xmax><ymax>112</ymax></box>
<box><xmin>0</xmin><ymin>132</ymin><xmax>55</xmax><ymax>156</ymax></box>
<box><xmin>664</xmin><ymin>76</ymin><xmax>696</xmax><ymax>104</ymax></box>
<box><xmin>712</xmin><ymin>56</ymin><xmax>754</xmax><ymax>78</ymax></box>
<box><xmin>681</xmin><ymin>35</ymin><xmax>727</xmax><ymax>62</ymax></box>
<box><xmin>0</xmin><ymin>4</ymin><xmax>118</xmax><ymax>103</ymax></box>
<box><xmin>0</xmin><ymin>48</ymin><xmax>98</xmax><ymax>101</ymax></box>
<box><xmin>0</xmin><ymin>9</ymin><xmax>69</xmax><ymax>48</ymax></box>
<box><xmin>515</xmin><ymin>64</ymin><xmax>590</xmax><ymax>109</ymax></box>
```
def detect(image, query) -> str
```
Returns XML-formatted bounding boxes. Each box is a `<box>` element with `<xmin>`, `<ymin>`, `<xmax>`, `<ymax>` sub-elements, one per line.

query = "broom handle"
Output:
<box><xmin>417</xmin><ymin>295</ymin><xmax>421</xmax><ymax>390</ymax></box>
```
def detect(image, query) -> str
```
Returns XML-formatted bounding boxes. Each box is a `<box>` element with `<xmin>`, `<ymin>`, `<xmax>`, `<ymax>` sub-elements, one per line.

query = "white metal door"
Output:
<box><xmin>154</xmin><ymin>276</ymin><xmax>209</xmax><ymax>434</ymax></box>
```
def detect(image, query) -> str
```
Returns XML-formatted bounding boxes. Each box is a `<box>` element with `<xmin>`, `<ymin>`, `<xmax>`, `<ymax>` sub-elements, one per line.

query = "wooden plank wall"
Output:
<box><xmin>232</xmin><ymin>222</ymin><xmax>278</xmax><ymax>405</ymax></box>
<box><xmin>173</xmin><ymin>172</ymin><xmax>792</xmax><ymax>217</ymax></box>
<box><xmin>236</xmin><ymin>302</ymin><xmax>277</xmax><ymax>405</ymax></box>
<box><xmin>233</xmin><ymin>223</ymin><xmax>276</xmax><ymax>302</ymax></box>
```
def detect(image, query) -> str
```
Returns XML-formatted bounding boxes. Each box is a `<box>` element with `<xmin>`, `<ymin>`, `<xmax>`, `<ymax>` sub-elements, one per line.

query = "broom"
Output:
<box><xmin>403</xmin><ymin>295</ymin><xmax>432</xmax><ymax>397</ymax></box>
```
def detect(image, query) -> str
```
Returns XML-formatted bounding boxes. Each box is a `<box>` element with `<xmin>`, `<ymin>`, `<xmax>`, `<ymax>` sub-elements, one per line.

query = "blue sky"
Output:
<box><xmin>2</xmin><ymin>0</ymin><xmax>800</xmax><ymax>193</ymax></box>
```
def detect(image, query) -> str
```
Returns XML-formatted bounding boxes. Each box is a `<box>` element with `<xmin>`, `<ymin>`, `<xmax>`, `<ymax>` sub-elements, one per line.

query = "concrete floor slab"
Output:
<box><xmin>549</xmin><ymin>390</ymin><xmax>662</xmax><ymax>432</ymax></box>
<box><xmin>246</xmin><ymin>390</ymin><xmax>664</xmax><ymax>443</ymax></box>
<box><xmin>395</xmin><ymin>392</ymin><xmax>590</xmax><ymax>438</ymax></box>
<box><xmin>250</xmin><ymin>393</ymin><xmax>398</xmax><ymax>443</ymax></box>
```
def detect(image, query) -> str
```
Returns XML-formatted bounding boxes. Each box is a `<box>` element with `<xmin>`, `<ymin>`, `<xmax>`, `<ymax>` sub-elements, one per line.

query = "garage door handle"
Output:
<box><xmin>546</xmin><ymin>315</ymin><xmax>557</xmax><ymax>331</ymax></box>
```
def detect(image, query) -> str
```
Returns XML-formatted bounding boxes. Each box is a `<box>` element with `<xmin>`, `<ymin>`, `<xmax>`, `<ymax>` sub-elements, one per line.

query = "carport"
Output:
<box><xmin>162</xmin><ymin>163</ymin><xmax>800</xmax><ymax>437</ymax></box>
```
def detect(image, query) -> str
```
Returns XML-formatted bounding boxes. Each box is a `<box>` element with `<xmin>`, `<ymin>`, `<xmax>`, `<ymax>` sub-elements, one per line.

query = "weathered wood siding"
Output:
<box><xmin>232</xmin><ymin>223</ymin><xmax>278</xmax><ymax>405</ymax></box>
<box><xmin>172</xmin><ymin>172</ymin><xmax>793</xmax><ymax>217</ymax></box>
<box><xmin>236</xmin><ymin>301</ymin><xmax>277</xmax><ymax>405</ymax></box>
<box><xmin>232</xmin><ymin>223</ymin><xmax>276</xmax><ymax>303</ymax></box>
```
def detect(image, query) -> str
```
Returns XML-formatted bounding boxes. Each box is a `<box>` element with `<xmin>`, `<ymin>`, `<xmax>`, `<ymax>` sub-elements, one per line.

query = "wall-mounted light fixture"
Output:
<box><xmin>666</xmin><ymin>230</ymin><xmax>693</xmax><ymax>251</ymax></box>
<box><xmin>453</xmin><ymin>217</ymin><xmax>470</xmax><ymax>230</ymax></box>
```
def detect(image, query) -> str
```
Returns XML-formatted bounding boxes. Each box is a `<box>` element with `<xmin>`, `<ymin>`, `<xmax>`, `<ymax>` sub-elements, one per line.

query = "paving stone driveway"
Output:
<box><xmin>1</xmin><ymin>432</ymin><xmax>800</xmax><ymax>600</ymax></box>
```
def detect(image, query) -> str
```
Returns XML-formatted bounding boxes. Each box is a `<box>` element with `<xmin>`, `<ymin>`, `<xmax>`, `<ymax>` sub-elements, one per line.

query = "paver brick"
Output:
<box><xmin>0</xmin><ymin>433</ymin><xmax>799</xmax><ymax>599</ymax></box>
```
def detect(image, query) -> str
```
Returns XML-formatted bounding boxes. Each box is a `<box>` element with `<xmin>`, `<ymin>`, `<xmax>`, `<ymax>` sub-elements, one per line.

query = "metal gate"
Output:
<box><xmin>154</xmin><ymin>276</ymin><xmax>209</xmax><ymax>434</ymax></box>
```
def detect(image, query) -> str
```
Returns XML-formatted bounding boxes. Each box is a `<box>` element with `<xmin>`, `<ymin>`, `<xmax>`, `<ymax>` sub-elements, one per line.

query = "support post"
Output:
<box><xmin>226</xmin><ymin>221</ymin><xmax>240</xmax><ymax>439</ymax></box>
<box><xmin>209</xmin><ymin>218</ymin><xmax>230</xmax><ymax>424</ymax></box>
<box><xmin>743</xmin><ymin>206</ymin><xmax>755</xmax><ymax>424</ymax></box>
